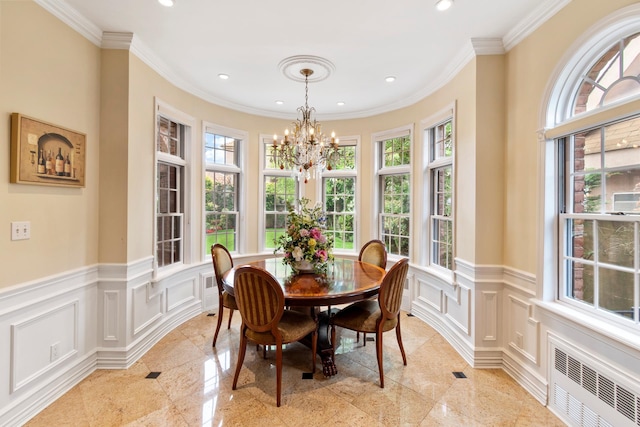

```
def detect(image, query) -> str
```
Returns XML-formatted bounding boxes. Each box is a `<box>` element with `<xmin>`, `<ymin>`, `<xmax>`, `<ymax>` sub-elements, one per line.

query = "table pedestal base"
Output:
<box><xmin>318</xmin><ymin>308</ymin><xmax>338</xmax><ymax>377</ymax></box>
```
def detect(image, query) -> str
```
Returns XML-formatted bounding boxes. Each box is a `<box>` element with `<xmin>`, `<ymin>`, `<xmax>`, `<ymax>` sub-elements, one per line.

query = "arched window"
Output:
<box><xmin>543</xmin><ymin>5</ymin><xmax>640</xmax><ymax>330</ymax></box>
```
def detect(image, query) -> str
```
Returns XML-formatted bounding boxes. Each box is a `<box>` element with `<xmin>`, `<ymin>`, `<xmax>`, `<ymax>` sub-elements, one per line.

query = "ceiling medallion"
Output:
<box><xmin>278</xmin><ymin>55</ymin><xmax>335</xmax><ymax>83</ymax></box>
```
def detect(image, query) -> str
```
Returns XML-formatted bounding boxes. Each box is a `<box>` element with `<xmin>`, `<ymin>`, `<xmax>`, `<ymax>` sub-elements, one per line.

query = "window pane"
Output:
<box><xmin>433</xmin><ymin>121</ymin><xmax>453</xmax><ymax>161</ymax></box>
<box><xmin>567</xmin><ymin>261</ymin><xmax>594</xmax><ymax>305</ymax></box>
<box><xmin>264</xmin><ymin>176</ymin><xmax>297</xmax><ymax>249</ymax></box>
<box><xmin>434</xmin><ymin>167</ymin><xmax>452</xmax><ymax>216</ymax></box>
<box><xmin>568</xmin><ymin>218</ymin><xmax>594</xmax><ymax>261</ymax></box>
<box><xmin>598</xmin><ymin>220</ymin><xmax>634</xmax><ymax>268</ymax></box>
<box><xmin>383</xmin><ymin>136</ymin><xmax>410</xmax><ymax>167</ymax></box>
<box><xmin>324</xmin><ymin>177</ymin><xmax>356</xmax><ymax>250</ymax></box>
<box><xmin>432</xmin><ymin>218</ymin><xmax>452</xmax><ymax>269</ymax></box>
<box><xmin>157</xmin><ymin>116</ymin><xmax>182</xmax><ymax>158</ymax></box>
<box><xmin>205</xmin><ymin>132</ymin><xmax>238</xmax><ymax>166</ymax></box>
<box><xmin>330</xmin><ymin>145</ymin><xmax>356</xmax><ymax>170</ymax></box>
<box><xmin>573</xmin><ymin>32</ymin><xmax>640</xmax><ymax>115</ymax></box>
<box><xmin>598</xmin><ymin>267</ymin><xmax>634</xmax><ymax>320</ymax></box>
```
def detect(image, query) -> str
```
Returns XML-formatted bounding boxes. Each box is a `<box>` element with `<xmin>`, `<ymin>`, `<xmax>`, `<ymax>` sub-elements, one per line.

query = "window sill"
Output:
<box><xmin>535</xmin><ymin>299</ymin><xmax>640</xmax><ymax>353</ymax></box>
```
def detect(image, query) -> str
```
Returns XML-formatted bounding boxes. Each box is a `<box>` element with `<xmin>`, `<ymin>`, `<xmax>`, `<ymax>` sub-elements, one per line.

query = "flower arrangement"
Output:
<box><xmin>274</xmin><ymin>198</ymin><xmax>334</xmax><ymax>273</ymax></box>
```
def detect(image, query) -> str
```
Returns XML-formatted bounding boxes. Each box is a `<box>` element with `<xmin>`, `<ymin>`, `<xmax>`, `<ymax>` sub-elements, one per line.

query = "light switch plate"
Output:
<box><xmin>11</xmin><ymin>221</ymin><xmax>30</xmax><ymax>240</ymax></box>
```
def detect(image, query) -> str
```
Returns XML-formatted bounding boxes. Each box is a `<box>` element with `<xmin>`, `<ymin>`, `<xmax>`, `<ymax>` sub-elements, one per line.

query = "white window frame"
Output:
<box><xmin>422</xmin><ymin>105</ymin><xmax>455</xmax><ymax>275</ymax></box>
<box><xmin>373</xmin><ymin>124</ymin><xmax>414</xmax><ymax>260</ymax></box>
<box><xmin>202</xmin><ymin>122</ymin><xmax>247</xmax><ymax>257</ymax></box>
<box><xmin>317</xmin><ymin>136</ymin><xmax>360</xmax><ymax>254</ymax></box>
<box><xmin>259</xmin><ymin>134</ymin><xmax>302</xmax><ymax>252</ymax></box>
<box><xmin>154</xmin><ymin>98</ymin><xmax>195</xmax><ymax>276</ymax></box>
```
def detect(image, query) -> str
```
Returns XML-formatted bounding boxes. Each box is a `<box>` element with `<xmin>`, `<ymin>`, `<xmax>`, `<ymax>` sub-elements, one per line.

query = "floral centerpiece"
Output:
<box><xmin>274</xmin><ymin>198</ymin><xmax>334</xmax><ymax>273</ymax></box>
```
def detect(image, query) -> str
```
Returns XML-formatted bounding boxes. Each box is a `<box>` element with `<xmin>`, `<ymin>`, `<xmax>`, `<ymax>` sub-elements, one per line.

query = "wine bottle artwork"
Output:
<box><xmin>11</xmin><ymin>113</ymin><xmax>86</xmax><ymax>187</ymax></box>
<box><xmin>64</xmin><ymin>153</ymin><xmax>71</xmax><ymax>177</ymax></box>
<box><xmin>37</xmin><ymin>149</ymin><xmax>45</xmax><ymax>174</ymax></box>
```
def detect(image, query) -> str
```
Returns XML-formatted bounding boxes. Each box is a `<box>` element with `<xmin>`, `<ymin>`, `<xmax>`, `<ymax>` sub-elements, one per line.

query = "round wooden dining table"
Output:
<box><xmin>222</xmin><ymin>257</ymin><xmax>386</xmax><ymax>376</ymax></box>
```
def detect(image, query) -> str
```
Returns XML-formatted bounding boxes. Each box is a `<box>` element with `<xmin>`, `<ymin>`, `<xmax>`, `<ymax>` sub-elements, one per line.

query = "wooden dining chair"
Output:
<box><xmin>330</xmin><ymin>258</ymin><xmax>409</xmax><ymax>388</ymax></box>
<box><xmin>356</xmin><ymin>239</ymin><xmax>387</xmax><ymax>344</ymax></box>
<box><xmin>232</xmin><ymin>265</ymin><xmax>318</xmax><ymax>407</ymax></box>
<box><xmin>211</xmin><ymin>244</ymin><xmax>238</xmax><ymax>347</ymax></box>
<box><xmin>358</xmin><ymin>239</ymin><xmax>387</xmax><ymax>269</ymax></box>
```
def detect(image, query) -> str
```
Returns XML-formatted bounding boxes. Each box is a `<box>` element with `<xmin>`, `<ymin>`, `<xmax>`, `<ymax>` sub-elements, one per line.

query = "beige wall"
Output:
<box><xmin>99</xmin><ymin>50</ymin><xmax>129</xmax><ymax>263</ymax></box>
<box><xmin>503</xmin><ymin>0</ymin><xmax>639</xmax><ymax>273</ymax></box>
<box><xmin>0</xmin><ymin>2</ymin><xmax>101</xmax><ymax>287</ymax></box>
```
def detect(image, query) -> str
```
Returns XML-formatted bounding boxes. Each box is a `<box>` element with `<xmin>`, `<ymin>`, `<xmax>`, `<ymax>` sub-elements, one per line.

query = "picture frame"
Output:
<box><xmin>10</xmin><ymin>113</ymin><xmax>86</xmax><ymax>188</ymax></box>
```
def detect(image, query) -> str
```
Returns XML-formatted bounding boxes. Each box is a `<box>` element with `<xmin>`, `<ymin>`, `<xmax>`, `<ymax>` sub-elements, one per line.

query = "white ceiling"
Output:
<box><xmin>40</xmin><ymin>0</ymin><xmax>569</xmax><ymax>120</ymax></box>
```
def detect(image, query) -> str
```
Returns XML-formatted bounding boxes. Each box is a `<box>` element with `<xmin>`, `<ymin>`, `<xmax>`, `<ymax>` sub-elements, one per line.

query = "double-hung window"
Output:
<box><xmin>155</xmin><ymin>102</ymin><xmax>192</xmax><ymax>269</ymax></box>
<box><xmin>427</xmin><ymin>119</ymin><xmax>453</xmax><ymax>270</ymax></box>
<box><xmin>261</xmin><ymin>136</ymin><xmax>300</xmax><ymax>250</ymax></box>
<box><xmin>375</xmin><ymin>127</ymin><xmax>412</xmax><ymax>257</ymax></box>
<box><xmin>322</xmin><ymin>138</ymin><xmax>357</xmax><ymax>251</ymax></box>
<box><xmin>204</xmin><ymin>124</ymin><xmax>244</xmax><ymax>254</ymax></box>
<box><xmin>553</xmin><ymin>31</ymin><xmax>640</xmax><ymax>326</ymax></box>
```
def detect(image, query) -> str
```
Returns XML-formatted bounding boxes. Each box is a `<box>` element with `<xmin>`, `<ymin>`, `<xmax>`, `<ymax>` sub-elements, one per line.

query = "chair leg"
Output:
<box><xmin>232</xmin><ymin>329</ymin><xmax>247</xmax><ymax>390</ymax></box>
<box><xmin>227</xmin><ymin>308</ymin><xmax>234</xmax><ymax>329</ymax></box>
<box><xmin>363</xmin><ymin>332</ymin><xmax>367</xmax><ymax>346</ymax></box>
<box><xmin>276</xmin><ymin>341</ymin><xmax>283</xmax><ymax>407</ymax></box>
<box><xmin>356</xmin><ymin>331</ymin><xmax>359</xmax><ymax>342</ymax></box>
<box><xmin>396</xmin><ymin>317</ymin><xmax>407</xmax><ymax>365</ymax></box>
<box><xmin>376</xmin><ymin>328</ymin><xmax>384</xmax><ymax>388</ymax></box>
<box><xmin>212</xmin><ymin>305</ymin><xmax>225</xmax><ymax>347</ymax></box>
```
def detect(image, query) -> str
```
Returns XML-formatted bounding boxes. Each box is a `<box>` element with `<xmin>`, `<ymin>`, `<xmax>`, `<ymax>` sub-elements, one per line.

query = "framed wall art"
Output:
<box><xmin>10</xmin><ymin>113</ymin><xmax>86</xmax><ymax>188</ymax></box>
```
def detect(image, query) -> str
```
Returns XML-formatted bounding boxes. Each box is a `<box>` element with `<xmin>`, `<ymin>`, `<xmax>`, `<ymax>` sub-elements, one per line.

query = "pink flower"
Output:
<box><xmin>316</xmin><ymin>249</ymin><xmax>327</xmax><ymax>261</ymax></box>
<box><xmin>316</xmin><ymin>234</ymin><xmax>327</xmax><ymax>244</ymax></box>
<box><xmin>310</xmin><ymin>228</ymin><xmax>321</xmax><ymax>239</ymax></box>
<box><xmin>299</xmin><ymin>229</ymin><xmax>309</xmax><ymax>237</ymax></box>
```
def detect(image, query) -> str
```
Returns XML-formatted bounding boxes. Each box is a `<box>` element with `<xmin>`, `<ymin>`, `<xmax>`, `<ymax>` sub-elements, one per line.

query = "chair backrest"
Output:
<box><xmin>358</xmin><ymin>239</ymin><xmax>387</xmax><ymax>269</ymax></box>
<box><xmin>233</xmin><ymin>266</ymin><xmax>285</xmax><ymax>334</ymax></box>
<box><xmin>211</xmin><ymin>244</ymin><xmax>234</xmax><ymax>292</ymax></box>
<box><xmin>378</xmin><ymin>258</ymin><xmax>409</xmax><ymax>319</ymax></box>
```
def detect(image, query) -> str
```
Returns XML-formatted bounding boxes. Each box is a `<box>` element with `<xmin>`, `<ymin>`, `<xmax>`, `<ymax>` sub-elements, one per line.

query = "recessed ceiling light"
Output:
<box><xmin>158</xmin><ymin>0</ymin><xmax>174</xmax><ymax>7</ymax></box>
<box><xmin>435</xmin><ymin>0</ymin><xmax>453</xmax><ymax>11</ymax></box>
<box><xmin>275</xmin><ymin>100</ymin><xmax>284</xmax><ymax>105</ymax></box>
<box><xmin>337</xmin><ymin>101</ymin><xmax>345</xmax><ymax>106</ymax></box>
<box><xmin>218</xmin><ymin>74</ymin><xmax>229</xmax><ymax>80</ymax></box>
<box><xmin>385</xmin><ymin>76</ymin><xmax>396</xmax><ymax>83</ymax></box>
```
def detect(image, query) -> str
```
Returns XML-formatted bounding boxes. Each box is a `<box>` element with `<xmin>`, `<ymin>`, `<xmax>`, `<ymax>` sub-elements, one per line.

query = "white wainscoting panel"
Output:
<box><xmin>103</xmin><ymin>290</ymin><xmax>119</xmax><ymax>341</ymax></box>
<box><xmin>482</xmin><ymin>291</ymin><xmax>498</xmax><ymax>342</ymax></box>
<box><xmin>507</xmin><ymin>294</ymin><xmax>540</xmax><ymax>364</ymax></box>
<box><xmin>166</xmin><ymin>278</ymin><xmax>197</xmax><ymax>312</ymax></box>
<box><xmin>11</xmin><ymin>301</ymin><xmax>78</xmax><ymax>393</ymax></box>
<box><xmin>132</xmin><ymin>282</ymin><xmax>163</xmax><ymax>335</ymax></box>
<box><xmin>416</xmin><ymin>277</ymin><xmax>443</xmax><ymax>312</ymax></box>
<box><xmin>445</xmin><ymin>282</ymin><xmax>470</xmax><ymax>335</ymax></box>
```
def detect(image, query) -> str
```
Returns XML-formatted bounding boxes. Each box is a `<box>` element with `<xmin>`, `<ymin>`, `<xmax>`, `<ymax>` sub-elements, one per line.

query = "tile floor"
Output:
<box><xmin>26</xmin><ymin>311</ymin><xmax>565</xmax><ymax>426</ymax></box>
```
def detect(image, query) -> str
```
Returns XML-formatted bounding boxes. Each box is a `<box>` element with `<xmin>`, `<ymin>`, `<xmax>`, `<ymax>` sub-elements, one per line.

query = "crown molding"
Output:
<box><xmin>503</xmin><ymin>0</ymin><xmax>572</xmax><ymax>51</ymax></box>
<box><xmin>101</xmin><ymin>32</ymin><xmax>134</xmax><ymax>50</ymax></box>
<box><xmin>34</xmin><ymin>0</ymin><xmax>102</xmax><ymax>46</ymax></box>
<box><xmin>471</xmin><ymin>38</ymin><xmax>505</xmax><ymax>55</ymax></box>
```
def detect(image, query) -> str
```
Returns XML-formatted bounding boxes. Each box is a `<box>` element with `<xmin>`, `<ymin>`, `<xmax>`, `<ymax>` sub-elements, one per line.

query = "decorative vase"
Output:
<box><xmin>293</xmin><ymin>259</ymin><xmax>315</xmax><ymax>274</ymax></box>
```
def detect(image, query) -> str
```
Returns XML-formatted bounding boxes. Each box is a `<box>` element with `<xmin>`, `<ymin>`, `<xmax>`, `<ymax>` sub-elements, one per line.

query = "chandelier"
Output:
<box><xmin>272</xmin><ymin>68</ymin><xmax>340</xmax><ymax>183</ymax></box>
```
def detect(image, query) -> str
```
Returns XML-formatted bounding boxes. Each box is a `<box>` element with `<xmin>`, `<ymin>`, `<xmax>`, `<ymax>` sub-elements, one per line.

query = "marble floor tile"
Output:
<box><xmin>25</xmin><ymin>312</ymin><xmax>565</xmax><ymax>427</ymax></box>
